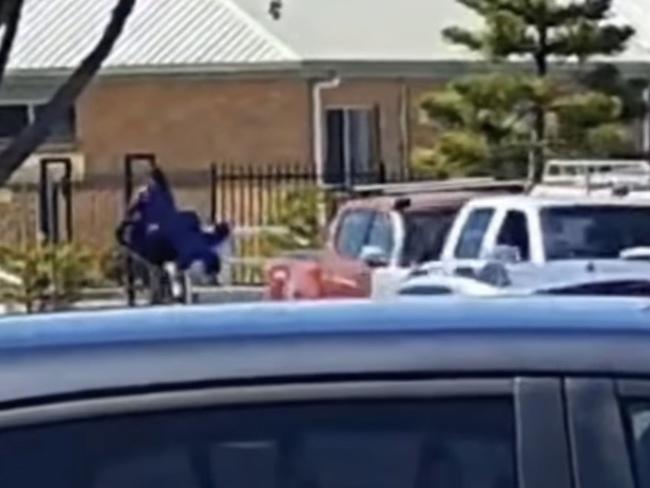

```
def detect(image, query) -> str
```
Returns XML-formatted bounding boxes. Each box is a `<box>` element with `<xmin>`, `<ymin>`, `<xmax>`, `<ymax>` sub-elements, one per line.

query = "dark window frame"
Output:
<box><xmin>0</xmin><ymin>104</ymin><xmax>29</xmax><ymax>139</ymax></box>
<box><xmin>0</xmin><ymin>102</ymin><xmax>77</xmax><ymax>143</ymax></box>
<box><xmin>400</xmin><ymin>208</ymin><xmax>457</xmax><ymax>266</ymax></box>
<box><xmin>324</xmin><ymin>106</ymin><xmax>379</xmax><ymax>186</ymax></box>
<box><xmin>567</xmin><ymin>378</ymin><xmax>636</xmax><ymax>488</ymax></box>
<box><xmin>496</xmin><ymin>210</ymin><xmax>531</xmax><ymax>261</ymax></box>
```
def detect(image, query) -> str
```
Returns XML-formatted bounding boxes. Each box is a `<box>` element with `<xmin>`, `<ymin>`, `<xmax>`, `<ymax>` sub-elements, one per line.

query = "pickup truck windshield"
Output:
<box><xmin>401</xmin><ymin>209</ymin><xmax>456</xmax><ymax>265</ymax></box>
<box><xmin>541</xmin><ymin>206</ymin><xmax>650</xmax><ymax>260</ymax></box>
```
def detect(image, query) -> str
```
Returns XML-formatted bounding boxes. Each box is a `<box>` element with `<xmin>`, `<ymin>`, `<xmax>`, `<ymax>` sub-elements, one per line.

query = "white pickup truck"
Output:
<box><xmin>376</xmin><ymin>160</ymin><xmax>650</xmax><ymax>298</ymax></box>
<box><xmin>388</xmin><ymin>193</ymin><xmax>650</xmax><ymax>298</ymax></box>
<box><xmin>441</xmin><ymin>194</ymin><xmax>650</xmax><ymax>265</ymax></box>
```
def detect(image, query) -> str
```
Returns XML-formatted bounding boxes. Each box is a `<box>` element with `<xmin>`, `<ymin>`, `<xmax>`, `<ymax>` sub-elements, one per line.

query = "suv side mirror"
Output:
<box><xmin>360</xmin><ymin>245</ymin><xmax>389</xmax><ymax>268</ymax></box>
<box><xmin>483</xmin><ymin>245</ymin><xmax>521</xmax><ymax>264</ymax></box>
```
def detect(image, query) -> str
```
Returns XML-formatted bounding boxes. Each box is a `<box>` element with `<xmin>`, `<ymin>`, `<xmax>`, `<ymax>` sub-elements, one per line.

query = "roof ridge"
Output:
<box><xmin>219</xmin><ymin>0</ymin><xmax>300</xmax><ymax>61</ymax></box>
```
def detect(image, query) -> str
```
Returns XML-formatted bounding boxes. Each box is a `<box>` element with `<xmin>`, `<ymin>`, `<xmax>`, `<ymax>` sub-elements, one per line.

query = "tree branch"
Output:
<box><xmin>443</xmin><ymin>26</ymin><xmax>484</xmax><ymax>51</ymax></box>
<box><xmin>0</xmin><ymin>0</ymin><xmax>23</xmax><ymax>88</ymax></box>
<box><xmin>0</xmin><ymin>0</ymin><xmax>136</xmax><ymax>184</ymax></box>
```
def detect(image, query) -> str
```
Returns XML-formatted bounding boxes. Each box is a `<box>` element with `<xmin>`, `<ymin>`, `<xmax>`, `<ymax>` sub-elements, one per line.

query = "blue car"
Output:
<box><xmin>0</xmin><ymin>298</ymin><xmax>650</xmax><ymax>488</ymax></box>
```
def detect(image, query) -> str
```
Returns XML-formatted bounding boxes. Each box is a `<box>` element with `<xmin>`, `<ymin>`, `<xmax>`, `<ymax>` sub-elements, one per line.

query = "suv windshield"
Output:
<box><xmin>401</xmin><ymin>209</ymin><xmax>457</xmax><ymax>265</ymax></box>
<box><xmin>541</xmin><ymin>206</ymin><xmax>650</xmax><ymax>260</ymax></box>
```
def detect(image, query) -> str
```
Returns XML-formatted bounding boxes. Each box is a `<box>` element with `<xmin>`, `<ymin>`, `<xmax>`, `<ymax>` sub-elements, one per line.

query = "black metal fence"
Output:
<box><xmin>5</xmin><ymin>160</ymin><xmax>423</xmax><ymax>286</ymax></box>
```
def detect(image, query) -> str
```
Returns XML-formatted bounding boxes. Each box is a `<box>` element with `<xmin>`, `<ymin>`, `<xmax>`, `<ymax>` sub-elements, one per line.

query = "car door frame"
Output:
<box><xmin>440</xmin><ymin>205</ymin><xmax>500</xmax><ymax>272</ymax></box>
<box><xmin>564</xmin><ymin>377</ymin><xmax>637</xmax><ymax>488</ymax></box>
<box><xmin>322</xmin><ymin>208</ymin><xmax>375</xmax><ymax>297</ymax></box>
<box><xmin>0</xmin><ymin>376</ymin><xmax>571</xmax><ymax>488</ymax></box>
<box><xmin>490</xmin><ymin>206</ymin><xmax>540</xmax><ymax>264</ymax></box>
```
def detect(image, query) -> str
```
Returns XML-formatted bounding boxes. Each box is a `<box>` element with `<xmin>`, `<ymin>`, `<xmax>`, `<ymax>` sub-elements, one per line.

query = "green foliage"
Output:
<box><xmin>417</xmin><ymin>74</ymin><xmax>538</xmax><ymax>178</ymax></box>
<box><xmin>413</xmin><ymin>131</ymin><xmax>491</xmax><ymax>178</ymax></box>
<box><xmin>47</xmin><ymin>244</ymin><xmax>96</xmax><ymax>309</ymax></box>
<box><xmin>444</xmin><ymin>0</ymin><xmax>634</xmax><ymax>66</ymax></box>
<box><xmin>416</xmin><ymin>0</ymin><xmax>637</xmax><ymax>179</ymax></box>
<box><xmin>580</xmin><ymin>64</ymin><xmax>648</xmax><ymax>121</ymax></box>
<box><xmin>0</xmin><ymin>245</ymin><xmax>50</xmax><ymax>314</ymax></box>
<box><xmin>260</xmin><ymin>187</ymin><xmax>327</xmax><ymax>256</ymax></box>
<box><xmin>0</xmin><ymin>243</ymin><xmax>97</xmax><ymax>313</ymax></box>
<box><xmin>584</xmin><ymin>123</ymin><xmax>632</xmax><ymax>156</ymax></box>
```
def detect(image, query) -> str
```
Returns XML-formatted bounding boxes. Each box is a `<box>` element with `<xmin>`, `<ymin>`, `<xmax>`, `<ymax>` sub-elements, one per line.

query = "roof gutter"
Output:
<box><xmin>312</xmin><ymin>74</ymin><xmax>340</xmax><ymax>179</ymax></box>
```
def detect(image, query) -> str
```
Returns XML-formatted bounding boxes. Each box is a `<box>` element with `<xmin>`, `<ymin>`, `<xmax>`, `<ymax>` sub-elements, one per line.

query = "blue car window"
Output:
<box><xmin>0</xmin><ymin>400</ymin><xmax>517</xmax><ymax>488</ymax></box>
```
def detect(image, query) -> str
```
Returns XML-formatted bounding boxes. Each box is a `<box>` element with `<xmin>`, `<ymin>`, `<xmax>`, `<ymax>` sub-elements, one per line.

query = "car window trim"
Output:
<box><xmin>565</xmin><ymin>377</ymin><xmax>635</xmax><ymax>488</ymax></box>
<box><xmin>616</xmin><ymin>379</ymin><xmax>650</xmax><ymax>488</ymax></box>
<box><xmin>515</xmin><ymin>377</ymin><xmax>572</xmax><ymax>488</ymax></box>
<box><xmin>617</xmin><ymin>380</ymin><xmax>650</xmax><ymax>398</ymax></box>
<box><xmin>497</xmin><ymin>210</ymin><xmax>531</xmax><ymax>261</ymax></box>
<box><xmin>0</xmin><ymin>378</ymin><xmax>513</xmax><ymax>431</ymax></box>
<box><xmin>366</xmin><ymin>210</ymin><xmax>395</xmax><ymax>256</ymax></box>
<box><xmin>454</xmin><ymin>207</ymin><xmax>495</xmax><ymax>259</ymax></box>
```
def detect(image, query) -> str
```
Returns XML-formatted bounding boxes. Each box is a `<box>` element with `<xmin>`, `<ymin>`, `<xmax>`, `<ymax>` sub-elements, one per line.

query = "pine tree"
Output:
<box><xmin>418</xmin><ymin>0</ymin><xmax>636</xmax><ymax>180</ymax></box>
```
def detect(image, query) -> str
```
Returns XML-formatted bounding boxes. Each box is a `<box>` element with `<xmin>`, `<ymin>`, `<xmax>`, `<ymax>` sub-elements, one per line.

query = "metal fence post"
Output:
<box><xmin>123</xmin><ymin>153</ymin><xmax>157</xmax><ymax>307</ymax></box>
<box><xmin>39</xmin><ymin>157</ymin><xmax>73</xmax><ymax>244</ymax></box>
<box><xmin>210</xmin><ymin>163</ymin><xmax>217</xmax><ymax>223</ymax></box>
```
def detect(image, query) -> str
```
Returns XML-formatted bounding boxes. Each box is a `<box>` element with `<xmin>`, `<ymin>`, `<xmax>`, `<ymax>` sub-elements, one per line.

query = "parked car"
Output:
<box><xmin>367</xmin><ymin>162</ymin><xmax>650</xmax><ymax>299</ymax></box>
<box><xmin>365</xmin><ymin>193</ymin><xmax>650</xmax><ymax>298</ymax></box>
<box><xmin>1</xmin><ymin>298</ymin><xmax>650</xmax><ymax>488</ymax></box>
<box><xmin>265</xmin><ymin>179</ymin><xmax>522</xmax><ymax>300</ymax></box>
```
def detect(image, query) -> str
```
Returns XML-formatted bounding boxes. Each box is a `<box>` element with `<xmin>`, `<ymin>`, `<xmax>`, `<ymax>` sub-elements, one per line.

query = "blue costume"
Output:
<box><xmin>117</xmin><ymin>169</ymin><xmax>230</xmax><ymax>274</ymax></box>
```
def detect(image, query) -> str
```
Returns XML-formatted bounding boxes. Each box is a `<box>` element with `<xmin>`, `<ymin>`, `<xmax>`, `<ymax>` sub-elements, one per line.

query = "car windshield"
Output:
<box><xmin>541</xmin><ymin>206</ymin><xmax>650</xmax><ymax>260</ymax></box>
<box><xmin>401</xmin><ymin>209</ymin><xmax>457</xmax><ymax>266</ymax></box>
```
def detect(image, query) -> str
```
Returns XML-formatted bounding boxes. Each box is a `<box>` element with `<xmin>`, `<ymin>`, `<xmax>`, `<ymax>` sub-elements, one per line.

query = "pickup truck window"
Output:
<box><xmin>455</xmin><ymin>208</ymin><xmax>495</xmax><ymax>259</ymax></box>
<box><xmin>366</xmin><ymin>212</ymin><xmax>394</xmax><ymax>256</ymax></box>
<box><xmin>401</xmin><ymin>210</ymin><xmax>456</xmax><ymax>265</ymax></box>
<box><xmin>541</xmin><ymin>206</ymin><xmax>650</xmax><ymax>260</ymax></box>
<box><xmin>335</xmin><ymin>210</ymin><xmax>373</xmax><ymax>258</ymax></box>
<box><xmin>0</xmin><ymin>400</ymin><xmax>516</xmax><ymax>488</ymax></box>
<box><xmin>497</xmin><ymin>211</ymin><xmax>530</xmax><ymax>261</ymax></box>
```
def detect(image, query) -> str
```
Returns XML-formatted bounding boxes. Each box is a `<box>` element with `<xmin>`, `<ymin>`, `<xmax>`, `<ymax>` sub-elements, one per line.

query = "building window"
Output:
<box><xmin>324</xmin><ymin>107</ymin><xmax>379</xmax><ymax>186</ymax></box>
<box><xmin>0</xmin><ymin>105</ymin><xmax>29</xmax><ymax>138</ymax></box>
<box><xmin>34</xmin><ymin>104</ymin><xmax>77</xmax><ymax>143</ymax></box>
<box><xmin>0</xmin><ymin>103</ymin><xmax>76</xmax><ymax>143</ymax></box>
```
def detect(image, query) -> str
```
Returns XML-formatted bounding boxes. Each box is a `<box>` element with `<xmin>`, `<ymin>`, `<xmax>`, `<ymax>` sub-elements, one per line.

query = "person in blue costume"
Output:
<box><xmin>117</xmin><ymin>163</ymin><xmax>230</xmax><ymax>277</ymax></box>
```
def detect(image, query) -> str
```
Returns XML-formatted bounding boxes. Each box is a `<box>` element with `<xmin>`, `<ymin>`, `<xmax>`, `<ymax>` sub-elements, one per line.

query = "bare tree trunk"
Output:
<box><xmin>0</xmin><ymin>0</ymin><xmax>24</xmax><ymax>87</ymax></box>
<box><xmin>0</xmin><ymin>0</ymin><xmax>136</xmax><ymax>184</ymax></box>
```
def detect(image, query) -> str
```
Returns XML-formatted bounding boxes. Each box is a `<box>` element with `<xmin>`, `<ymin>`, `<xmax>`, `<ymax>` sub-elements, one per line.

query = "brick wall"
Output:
<box><xmin>11</xmin><ymin>75</ymin><xmax>446</xmax><ymax>253</ymax></box>
<box><xmin>76</xmin><ymin>76</ymin><xmax>313</xmax><ymax>173</ymax></box>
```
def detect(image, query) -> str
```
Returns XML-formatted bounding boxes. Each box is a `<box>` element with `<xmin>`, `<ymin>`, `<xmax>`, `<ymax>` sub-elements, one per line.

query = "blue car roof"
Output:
<box><xmin>1</xmin><ymin>297</ymin><xmax>650</xmax><ymax>406</ymax></box>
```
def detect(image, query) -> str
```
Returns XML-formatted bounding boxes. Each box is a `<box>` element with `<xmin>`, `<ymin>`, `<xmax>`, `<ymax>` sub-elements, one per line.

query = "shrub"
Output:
<box><xmin>0</xmin><ymin>243</ymin><xmax>97</xmax><ymax>313</ymax></box>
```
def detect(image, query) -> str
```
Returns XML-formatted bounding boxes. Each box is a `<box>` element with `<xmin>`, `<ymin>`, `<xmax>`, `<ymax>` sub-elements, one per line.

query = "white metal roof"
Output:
<box><xmin>7</xmin><ymin>0</ymin><xmax>299</xmax><ymax>73</ymax></box>
<box><xmin>4</xmin><ymin>0</ymin><xmax>650</xmax><ymax>74</ymax></box>
<box><xmin>236</xmin><ymin>0</ymin><xmax>481</xmax><ymax>62</ymax></box>
<box><xmin>237</xmin><ymin>0</ymin><xmax>650</xmax><ymax>64</ymax></box>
